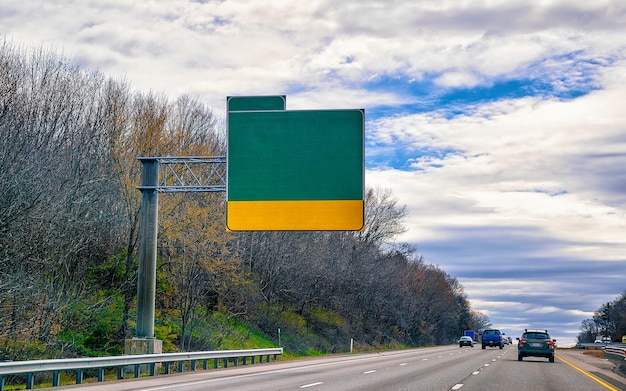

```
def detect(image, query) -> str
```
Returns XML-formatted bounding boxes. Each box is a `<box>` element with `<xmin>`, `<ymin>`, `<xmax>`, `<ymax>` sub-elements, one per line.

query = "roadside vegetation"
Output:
<box><xmin>0</xmin><ymin>39</ymin><xmax>490</xmax><ymax>362</ymax></box>
<box><xmin>577</xmin><ymin>291</ymin><xmax>626</xmax><ymax>343</ymax></box>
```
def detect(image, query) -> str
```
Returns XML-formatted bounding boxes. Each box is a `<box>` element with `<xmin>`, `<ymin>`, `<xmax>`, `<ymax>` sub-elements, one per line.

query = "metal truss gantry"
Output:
<box><xmin>135</xmin><ymin>156</ymin><xmax>226</xmax><ymax>340</ymax></box>
<box><xmin>137</xmin><ymin>156</ymin><xmax>226</xmax><ymax>193</ymax></box>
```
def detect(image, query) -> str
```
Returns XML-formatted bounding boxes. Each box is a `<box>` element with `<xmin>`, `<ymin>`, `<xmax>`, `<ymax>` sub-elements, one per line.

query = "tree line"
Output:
<box><xmin>0</xmin><ymin>39</ymin><xmax>489</xmax><ymax>360</ymax></box>
<box><xmin>578</xmin><ymin>291</ymin><xmax>626</xmax><ymax>343</ymax></box>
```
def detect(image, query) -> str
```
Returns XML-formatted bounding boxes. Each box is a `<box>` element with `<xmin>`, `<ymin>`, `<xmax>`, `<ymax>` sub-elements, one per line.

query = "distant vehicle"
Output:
<box><xmin>482</xmin><ymin>329</ymin><xmax>503</xmax><ymax>349</ymax></box>
<box><xmin>459</xmin><ymin>336</ymin><xmax>474</xmax><ymax>347</ymax></box>
<box><xmin>602</xmin><ymin>336</ymin><xmax>611</xmax><ymax>344</ymax></box>
<box><xmin>517</xmin><ymin>329</ymin><xmax>556</xmax><ymax>363</ymax></box>
<box><xmin>594</xmin><ymin>339</ymin><xmax>603</xmax><ymax>344</ymax></box>
<box><xmin>464</xmin><ymin>330</ymin><xmax>476</xmax><ymax>341</ymax></box>
<box><xmin>502</xmin><ymin>333</ymin><xmax>509</xmax><ymax>345</ymax></box>
<box><xmin>508</xmin><ymin>336</ymin><xmax>513</xmax><ymax>344</ymax></box>
<box><xmin>622</xmin><ymin>335</ymin><xmax>626</xmax><ymax>344</ymax></box>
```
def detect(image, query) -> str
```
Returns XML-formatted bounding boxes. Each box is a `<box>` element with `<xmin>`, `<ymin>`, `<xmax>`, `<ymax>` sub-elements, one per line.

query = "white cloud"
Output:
<box><xmin>434</xmin><ymin>71</ymin><xmax>483</xmax><ymax>88</ymax></box>
<box><xmin>368</xmin><ymin>66</ymin><xmax>626</xmax><ymax>247</ymax></box>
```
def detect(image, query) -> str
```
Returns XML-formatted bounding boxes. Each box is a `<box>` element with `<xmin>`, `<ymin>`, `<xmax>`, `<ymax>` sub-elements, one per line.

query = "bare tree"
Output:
<box><xmin>0</xmin><ymin>41</ymin><xmax>127</xmax><ymax>354</ymax></box>
<box><xmin>357</xmin><ymin>186</ymin><xmax>408</xmax><ymax>249</ymax></box>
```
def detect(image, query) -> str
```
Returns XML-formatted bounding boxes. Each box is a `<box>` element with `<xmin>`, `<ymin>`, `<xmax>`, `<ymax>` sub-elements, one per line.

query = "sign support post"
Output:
<box><xmin>128</xmin><ymin>156</ymin><xmax>226</xmax><ymax>356</ymax></box>
<box><xmin>136</xmin><ymin>158</ymin><xmax>159</xmax><ymax>339</ymax></box>
<box><xmin>127</xmin><ymin>158</ymin><xmax>162</xmax><ymax>358</ymax></box>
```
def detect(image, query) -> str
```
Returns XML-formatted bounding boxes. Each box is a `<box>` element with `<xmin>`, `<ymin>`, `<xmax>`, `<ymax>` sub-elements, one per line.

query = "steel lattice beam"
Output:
<box><xmin>137</xmin><ymin>156</ymin><xmax>226</xmax><ymax>193</ymax></box>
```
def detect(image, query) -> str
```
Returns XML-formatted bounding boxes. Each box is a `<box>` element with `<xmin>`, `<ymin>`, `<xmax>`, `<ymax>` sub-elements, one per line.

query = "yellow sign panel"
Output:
<box><xmin>227</xmin><ymin>200</ymin><xmax>364</xmax><ymax>231</ymax></box>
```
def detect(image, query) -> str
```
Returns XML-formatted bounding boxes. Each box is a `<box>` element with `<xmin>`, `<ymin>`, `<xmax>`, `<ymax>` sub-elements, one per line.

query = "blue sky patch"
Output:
<box><xmin>363</xmin><ymin>51</ymin><xmax>606</xmax><ymax>122</ymax></box>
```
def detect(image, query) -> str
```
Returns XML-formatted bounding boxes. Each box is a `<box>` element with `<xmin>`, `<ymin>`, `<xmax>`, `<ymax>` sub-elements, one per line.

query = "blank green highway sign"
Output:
<box><xmin>227</xmin><ymin>96</ymin><xmax>364</xmax><ymax>231</ymax></box>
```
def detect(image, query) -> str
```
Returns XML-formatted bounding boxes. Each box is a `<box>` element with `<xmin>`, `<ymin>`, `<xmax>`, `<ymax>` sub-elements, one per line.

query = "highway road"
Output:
<box><xmin>56</xmin><ymin>345</ymin><xmax>626</xmax><ymax>391</ymax></box>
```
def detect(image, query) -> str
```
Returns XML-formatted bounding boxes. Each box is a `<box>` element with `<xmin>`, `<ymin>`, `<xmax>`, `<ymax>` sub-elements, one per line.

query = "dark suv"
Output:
<box><xmin>517</xmin><ymin>329</ymin><xmax>556</xmax><ymax>362</ymax></box>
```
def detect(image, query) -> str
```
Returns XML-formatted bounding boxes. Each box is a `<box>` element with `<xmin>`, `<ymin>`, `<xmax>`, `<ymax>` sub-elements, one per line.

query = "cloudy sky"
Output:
<box><xmin>2</xmin><ymin>0</ymin><xmax>625</xmax><ymax>346</ymax></box>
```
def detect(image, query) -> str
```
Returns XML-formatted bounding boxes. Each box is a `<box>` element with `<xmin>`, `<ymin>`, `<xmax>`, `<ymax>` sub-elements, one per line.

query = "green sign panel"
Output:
<box><xmin>227</xmin><ymin>95</ymin><xmax>286</xmax><ymax>112</ymax></box>
<box><xmin>227</xmin><ymin>96</ymin><xmax>364</xmax><ymax>231</ymax></box>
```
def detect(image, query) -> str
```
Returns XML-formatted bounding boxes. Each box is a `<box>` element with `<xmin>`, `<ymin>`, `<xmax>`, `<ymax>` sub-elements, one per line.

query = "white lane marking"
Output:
<box><xmin>452</xmin><ymin>384</ymin><xmax>464</xmax><ymax>390</ymax></box>
<box><xmin>363</xmin><ymin>370</ymin><xmax>377</xmax><ymax>374</ymax></box>
<box><xmin>484</xmin><ymin>363</ymin><xmax>490</xmax><ymax>367</ymax></box>
<box><xmin>400</xmin><ymin>363</ymin><xmax>408</xmax><ymax>366</ymax></box>
<box><xmin>300</xmin><ymin>382</ymin><xmax>323</xmax><ymax>388</ymax></box>
<box><xmin>139</xmin><ymin>349</ymin><xmax>452</xmax><ymax>391</ymax></box>
<box><xmin>472</xmin><ymin>371</ymin><xmax>480</xmax><ymax>375</ymax></box>
<box><xmin>492</xmin><ymin>358</ymin><xmax>497</xmax><ymax>362</ymax></box>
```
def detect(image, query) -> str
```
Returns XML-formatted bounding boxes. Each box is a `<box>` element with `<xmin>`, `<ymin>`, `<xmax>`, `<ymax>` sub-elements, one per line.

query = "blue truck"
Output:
<box><xmin>464</xmin><ymin>330</ymin><xmax>476</xmax><ymax>341</ymax></box>
<box><xmin>481</xmin><ymin>329</ymin><xmax>503</xmax><ymax>349</ymax></box>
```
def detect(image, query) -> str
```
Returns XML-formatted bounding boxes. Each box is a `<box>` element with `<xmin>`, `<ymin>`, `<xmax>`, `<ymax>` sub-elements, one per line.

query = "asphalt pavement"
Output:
<box><xmin>556</xmin><ymin>348</ymin><xmax>626</xmax><ymax>390</ymax></box>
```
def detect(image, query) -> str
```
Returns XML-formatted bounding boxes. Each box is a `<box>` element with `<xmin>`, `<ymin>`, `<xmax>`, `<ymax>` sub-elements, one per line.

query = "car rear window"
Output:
<box><xmin>524</xmin><ymin>333</ymin><xmax>548</xmax><ymax>339</ymax></box>
<box><xmin>484</xmin><ymin>330</ymin><xmax>499</xmax><ymax>335</ymax></box>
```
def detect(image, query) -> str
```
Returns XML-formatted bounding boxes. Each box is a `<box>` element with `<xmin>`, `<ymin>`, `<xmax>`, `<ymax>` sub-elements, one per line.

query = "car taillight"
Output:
<box><xmin>519</xmin><ymin>338</ymin><xmax>527</xmax><ymax>344</ymax></box>
<box><xmin>546</xmin><ymin>340</ymin><xmax>554</xmax><ymax>346</ymax></box>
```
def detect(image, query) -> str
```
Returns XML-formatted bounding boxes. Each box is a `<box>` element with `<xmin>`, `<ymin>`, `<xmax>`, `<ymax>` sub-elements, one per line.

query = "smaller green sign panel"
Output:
<box><xmin>227</xmin><ymin>95</ymin><xmax>286</xmax><ymax>112</ymax></box>
<box><xmin>227</xmin><ymin>97</ymin><xmax>364</xmax><ymax>231</ymax></box>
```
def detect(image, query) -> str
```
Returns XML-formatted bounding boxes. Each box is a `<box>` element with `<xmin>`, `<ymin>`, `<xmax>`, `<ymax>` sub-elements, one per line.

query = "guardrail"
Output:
<box><xmin>0</xmin><ymin>347</ymin><xmax>283</xmax><ymax>390</ymax></box>
<box><xmin>604</xmin><ymin>346</ymin><xmax>626</xmax><ymax>361</ymax></box>
<box><xmin>576</xmin><ymin>342</ymin><xmax>626</xmax><ymax>349</ymax></box>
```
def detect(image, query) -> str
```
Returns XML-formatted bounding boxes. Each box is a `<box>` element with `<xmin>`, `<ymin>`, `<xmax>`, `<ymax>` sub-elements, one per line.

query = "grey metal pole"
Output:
<box><xmin>136</xmin><ymin>158</ymin><xmax>159</xmax><ymax>339</ymax></box>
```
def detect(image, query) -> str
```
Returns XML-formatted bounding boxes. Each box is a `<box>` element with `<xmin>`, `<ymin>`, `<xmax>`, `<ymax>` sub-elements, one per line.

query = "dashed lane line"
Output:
<box><xmin>300</xmin><ymin>382</ymin><xmax>324</xmax><ymax>388</ymax></box>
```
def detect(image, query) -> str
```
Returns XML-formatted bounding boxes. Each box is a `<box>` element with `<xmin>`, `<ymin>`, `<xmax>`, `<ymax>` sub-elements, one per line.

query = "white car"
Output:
<box><xmin>459</xmin><ymin>336</ymin><xmax>474</xmax><ymax>347</ymax></box>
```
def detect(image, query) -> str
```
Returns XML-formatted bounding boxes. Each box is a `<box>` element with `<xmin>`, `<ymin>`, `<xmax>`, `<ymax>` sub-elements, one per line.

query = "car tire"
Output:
<box><xmin>482</xmin><ymin>344</ymin><xmax>486</xmax><ymax>350</ymax></box>
<box><xmin>549</xmin><ymin>355</ymin><xmax>554</xmax><ymax>363</ymax></box>
<box><xmin>499</xmin><ymin>344</ymin><xmax>503</xmax><ymax>349</ymax></box>
<box><xmin>518</xmin><ymin>353</ymin><xmax>523</xmax><ymax>361</ymax></box>
<box><xmin>459</xmin><ymin>344</ymin><xmax>462</xmax><ymax>348</ymax></box>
